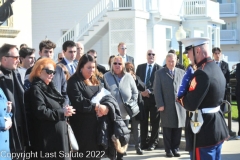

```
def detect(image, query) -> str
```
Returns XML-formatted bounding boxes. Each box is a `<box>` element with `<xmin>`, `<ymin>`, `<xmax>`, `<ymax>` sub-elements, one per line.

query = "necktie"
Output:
<box><xmin>70</xmin><ymin>65</ymin><xmax>74</xmax><ymax>74</ymax></box>
<box><xmin>146</xmin><ymin>65</ymin><xmax>152</xmax><ymax>87</ymax></box>
<box><xmin>169</xmin><ymin>70</ymin><xmax>174</xmax><ymax>77</ymax></box>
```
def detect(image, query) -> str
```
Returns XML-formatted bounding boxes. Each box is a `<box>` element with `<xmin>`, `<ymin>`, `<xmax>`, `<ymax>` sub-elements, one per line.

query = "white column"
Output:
<box><xmin>213</xmin><ymin>27</ymin><xmax>218</xmax><ymax>47</ymax></box>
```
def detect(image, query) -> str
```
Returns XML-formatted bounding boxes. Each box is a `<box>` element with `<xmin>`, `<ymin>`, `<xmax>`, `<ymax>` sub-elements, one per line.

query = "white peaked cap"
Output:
<box><xmin>180</xmin><ymin>37</ymin><xmax>210</xmax><ymax>51</ymax></box>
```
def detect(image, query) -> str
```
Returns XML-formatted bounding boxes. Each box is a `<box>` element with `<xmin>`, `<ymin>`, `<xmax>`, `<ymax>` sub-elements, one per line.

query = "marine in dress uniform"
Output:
<box><xmin>178</xmin><ymin>37</ymin><xmax>229</xmax><ymax>160</ymax></box>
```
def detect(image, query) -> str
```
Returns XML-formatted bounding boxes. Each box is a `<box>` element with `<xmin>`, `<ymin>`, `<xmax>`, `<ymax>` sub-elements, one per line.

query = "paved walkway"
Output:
<box><xmin>118</xmin><ymin>138</ymin><xmax>239</xmax><ymax>160</ymax></box>
<box><xmin>103</xmin><ymin>120</ymin><xmax>240</xmax><ymax>159</ymax></box>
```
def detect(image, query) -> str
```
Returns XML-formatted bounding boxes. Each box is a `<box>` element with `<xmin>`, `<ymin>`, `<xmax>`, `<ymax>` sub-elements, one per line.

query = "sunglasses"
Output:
<box><xmin>58</xmin><ymin>57</ymin><xmax>63</xmax><ymax>60</ymax></box>
<box><xmin>113</xmin><ymin>62</ymin><xmax>122</xmax><ymax>66</ymax></box>
<box><xmin>148</xmin><ymin>53</ymin><xmax>155</xmax><ymax>56</ymax></box>
<box><xmin>42</xmin><ymin>68</ymin><xmax>56</xmax><ymax>75</ymax></box>
<box><xmin>5</xmin><ymin>55</ymin><xmax>19</xmax><ymax>60</ymax></box>
<box><xmin>121</xmin><ymin>47</ymin><xmax>127</xmax><ymax>50</ymax></box>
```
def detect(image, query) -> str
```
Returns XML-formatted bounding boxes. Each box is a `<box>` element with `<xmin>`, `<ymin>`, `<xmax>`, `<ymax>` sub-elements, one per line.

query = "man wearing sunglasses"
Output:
<box><xmin>179</xmin><ymin>37</ymin><xmax>229</xmax><ymax>160</ymax></box>
<box><xmin>117</xmin><ymin>42</ymin><xmax>134</xmax><ymax>66</ymax></box>
<box><xmin>57</xmin><ymin>52</ymin><xmax>65</xmax><ymax>62</ymax></box>
<box><xmin>0</xmin><ymin>43</ymin><xmax>30</xmax><ymax>159</ymax></box>
<box><xmin>58</xmin><ymin>40</ymin><xmax>78</xmax><ymax>76</ymax></box>
<box><xmin>136</xmin><ymin>49</ymin><xmax>162</xmax><ymax>151</ymax></box>
<box><xmin>24</xmin><ymin>40</ymin><xmax>69</xmax><ymax>106</ymax></box>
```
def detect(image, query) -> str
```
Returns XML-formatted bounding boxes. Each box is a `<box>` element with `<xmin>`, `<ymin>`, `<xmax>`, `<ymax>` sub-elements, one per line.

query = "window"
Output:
<box><xmin>221</xmin><ymin>24</ymin><xmax>227</xmax><ymax>30</ymax></box>
<box><xmin>166</xmin><ymin>27</ymin><xmax>171</xmax><ymax>40</ymax></box>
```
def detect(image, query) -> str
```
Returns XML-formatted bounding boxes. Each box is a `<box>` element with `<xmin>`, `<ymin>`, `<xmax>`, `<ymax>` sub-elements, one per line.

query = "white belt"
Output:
<box><xmin>201</xmin><ymin>106</ymin><xmax>220</xmax><ymax>114</ymax></box>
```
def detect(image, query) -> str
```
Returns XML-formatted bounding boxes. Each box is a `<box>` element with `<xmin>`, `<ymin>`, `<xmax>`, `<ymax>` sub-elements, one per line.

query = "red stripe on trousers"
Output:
<box><xmin>196</xmin><ymin>147</ymin><xmax>201</xmax><ymax>160</ymax></box>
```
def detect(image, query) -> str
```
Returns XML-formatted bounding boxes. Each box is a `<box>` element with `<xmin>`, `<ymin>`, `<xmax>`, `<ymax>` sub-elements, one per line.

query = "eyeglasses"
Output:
<box><xmin>58</xmin><ymin>57</ymin><xmax>63</xmax><ymax>60</ymax></box>
<box><xmin>42</xmin><ymin>68</ymin><xmax>56</xmax><ymax>75</ymax></box>
<box><xmin>5</xmin><ymin>55</ymin><xmax>19</xmax><ymax>60</ymax></box>
<box><xmin>113</xmin><ymin>62</ymin><xmax>122</xmax><ymax>66</ymax></box>
<box><xmin>121</xmin><ymin>48</ymin><xmax>127</xmax><ymax>50</ymax></box>
<box><xmin>148</xmin><ymin>53</ymin><xmax>155</xmax><ymax>56</ymax></box>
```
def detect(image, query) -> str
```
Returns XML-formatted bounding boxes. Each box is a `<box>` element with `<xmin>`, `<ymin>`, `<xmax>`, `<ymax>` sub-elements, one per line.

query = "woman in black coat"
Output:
<box><xmin>26</xmin><ymin>58</ymin><xmax>75</xmax><ymax>160</ymax></box>
<box><xmin>67</xmin><ymin>54</ymin><xmax>109</xmax><ymax>160</ymax></box>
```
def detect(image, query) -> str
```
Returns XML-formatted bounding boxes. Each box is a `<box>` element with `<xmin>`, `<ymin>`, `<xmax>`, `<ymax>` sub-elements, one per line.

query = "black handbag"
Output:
<box><xmin>112</xmin><ymin>74</ymin><xmax>140</xmax><ymax>118</ymax></box>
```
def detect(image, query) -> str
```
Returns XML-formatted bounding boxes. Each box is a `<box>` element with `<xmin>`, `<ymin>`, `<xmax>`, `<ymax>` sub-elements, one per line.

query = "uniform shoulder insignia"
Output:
<box><xmin>189</xmin><ymin>77</ymin><xmax>197</xmax><ymax>91</ymax></box>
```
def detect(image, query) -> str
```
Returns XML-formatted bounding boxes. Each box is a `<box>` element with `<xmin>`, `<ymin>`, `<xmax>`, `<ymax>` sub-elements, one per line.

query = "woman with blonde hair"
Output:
<box><xmin>26</xmin><ymin>58</ymin><xmax>75</xmax><ymax>160</ymax></box>
<box><xmin>104</xmin><ymin>56</ymin><xmax>138</xmax><ymax>159</ymax></box>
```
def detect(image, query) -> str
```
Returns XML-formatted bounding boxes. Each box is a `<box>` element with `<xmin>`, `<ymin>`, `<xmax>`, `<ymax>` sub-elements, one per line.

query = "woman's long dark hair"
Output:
<box><xmin>76</xmin><ymin>54</ymin><xmax>100</xmax><ymax>85</ymax></box>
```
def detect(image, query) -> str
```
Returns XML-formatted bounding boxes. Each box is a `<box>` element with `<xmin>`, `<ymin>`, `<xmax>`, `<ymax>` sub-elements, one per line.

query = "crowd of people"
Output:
<box><xmin>0</xmin><ymin>37</ymin><xmax>234</xmax><ymax>160</ymax></box>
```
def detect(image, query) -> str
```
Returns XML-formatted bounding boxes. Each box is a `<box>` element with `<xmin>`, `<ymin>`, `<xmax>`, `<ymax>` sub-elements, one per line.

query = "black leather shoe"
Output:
<box><xmin>173</xmin><ymin>151</ymin><xmax>180</xmax><ymax>157</ymax></box>
<box><xmin>136</xmin><ymin>148</ymin><xmax>143</xmax><ymax>155</ymax></box>
<box><xmin>141</xmin><ymin>144</ymin><xmax>148</xmax><ymax>150</ymax></box>
<box><xmin>166</xmin><ymin>152</ymin><xmax>174</xmax><ymax>157</ymax></box>
<box><xmin>147</xmin><ymin>144</ymin><xmax>156</xmax><ymax>151</ymax></box>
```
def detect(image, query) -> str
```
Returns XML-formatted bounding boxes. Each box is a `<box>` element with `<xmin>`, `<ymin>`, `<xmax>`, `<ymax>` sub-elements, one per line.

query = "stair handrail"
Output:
<box><xmin>56</xmin><ymin>0</ymin><xmax>111</xmax><ymax>48</ymax></box>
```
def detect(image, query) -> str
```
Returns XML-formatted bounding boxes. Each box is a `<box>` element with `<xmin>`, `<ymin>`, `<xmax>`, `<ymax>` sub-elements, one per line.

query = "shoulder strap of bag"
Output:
<box><xmin>112</xmin><ymin>74</ymin><xmax>125</xmax><ymax>104</ymax></box>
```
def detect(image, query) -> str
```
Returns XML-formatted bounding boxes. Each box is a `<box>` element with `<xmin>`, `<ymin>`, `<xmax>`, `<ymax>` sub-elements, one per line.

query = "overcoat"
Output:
<box><xmin>154</xmin><ymin>67</ymin><xmax>186</xmax><ymax>128</ymax></box>
<box><xmin>0</xmin><ymin>67</ymin><xmax>30</xmax><ymax>153</ymax></box>
<box><xmin>26</xmin><ymin>78</ymin><xmax>69</xmax><ymax>160</ymax></box>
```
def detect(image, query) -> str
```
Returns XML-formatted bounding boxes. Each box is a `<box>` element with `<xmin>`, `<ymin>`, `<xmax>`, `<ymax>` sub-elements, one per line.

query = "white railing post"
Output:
<box><xmin>205</xmin><ymin>0</ymin><xmax>208</xmax><ymax>17</ymax></box>
<box><xmin>132</xmin><ymin>0</ymin><xmax>135</xmax><ymax>10</ymax></box>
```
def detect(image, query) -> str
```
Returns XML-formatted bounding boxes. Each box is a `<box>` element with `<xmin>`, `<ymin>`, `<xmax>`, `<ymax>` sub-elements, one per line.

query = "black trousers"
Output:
<box><xmin>162</xmin><ymin>127</ymin><xmax>182</xmax><ymax>153</ymax></box>
<box><xmin>140</xmin><ymin>97</ymin><xmax>160</xmax><ymax>147</ymax></box>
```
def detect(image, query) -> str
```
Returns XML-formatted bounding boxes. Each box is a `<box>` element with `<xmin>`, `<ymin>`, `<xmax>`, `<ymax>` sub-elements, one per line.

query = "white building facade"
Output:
<box><xmin>214</xmin><ymin>0</ymin><xmax>239</xmax><ymax>69</ymax></box>
<box><xmin>32</xmin><ymin>0</ymin><xmax>224</xmax><ymax>67</ymax></box>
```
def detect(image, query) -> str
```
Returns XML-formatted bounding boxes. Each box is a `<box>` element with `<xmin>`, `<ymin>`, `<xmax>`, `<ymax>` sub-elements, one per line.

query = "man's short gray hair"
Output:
<box><xmin>166</xmin><ymin>53</ymin><xmax>177</xmax><ymax>60</ymax></box>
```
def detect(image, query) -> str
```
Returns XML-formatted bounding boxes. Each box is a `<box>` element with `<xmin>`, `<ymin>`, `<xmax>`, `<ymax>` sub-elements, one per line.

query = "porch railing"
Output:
<box><xmin>220</xmin><ymin>30</ymin><xmax>237</xmax><ymax>41</ymax></box>
<box><xmin>220</xmin><ymin>3</ymin><xmax>236</xmax><ymax>14</ymax></box>
<box><xmin>183</xmin><ymin>0</ymin><xmax>219</xmax><ymax>19</ymax></box>
<box><xmin>56</xmin><ymin>0</ymin><xmax>111</xmax><ymax>48</ymax></box>
<box><xmin>110</xmin><ymin>0</ymin><xmax>146</xmax><ymax>11</ymax></box>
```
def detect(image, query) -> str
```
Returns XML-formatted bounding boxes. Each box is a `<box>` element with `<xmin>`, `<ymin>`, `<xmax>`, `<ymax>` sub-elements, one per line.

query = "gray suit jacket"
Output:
<box><xmin>153</xmin><ymin>67</ymin><xmax>186</xmax><ymax>128</ymax></box>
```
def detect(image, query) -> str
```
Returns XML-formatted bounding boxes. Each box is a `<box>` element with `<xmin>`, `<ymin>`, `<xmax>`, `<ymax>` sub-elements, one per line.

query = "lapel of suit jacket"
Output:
<box><xmin>150</xmin><ymin>64</ymin><xmax>157</xmax><ymax>82</ymax></box>
<box><xmin>165</xmin><ymin>67</ymin><xmax>173</xmax><ymax>79</ymax></box>
<box><xmin>61</xmin><ymin>58</ymin><xmax>67</xmax><ymax>65</ymax></box>
<box><xmin>142</xmin><ymin>63</ymin><xmax>147</xmax><ymax>80</ymax></box>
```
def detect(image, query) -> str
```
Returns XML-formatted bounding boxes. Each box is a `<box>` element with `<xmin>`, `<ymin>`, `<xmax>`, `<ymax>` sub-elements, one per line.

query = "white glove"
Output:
<box><xmin>4</xmin><ymin>117</ymin><xmax>12</xmax><ymax>130</ymax></box>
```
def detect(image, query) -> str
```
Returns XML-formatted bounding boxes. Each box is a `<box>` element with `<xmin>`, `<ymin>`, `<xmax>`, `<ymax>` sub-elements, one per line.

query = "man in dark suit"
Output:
<box><xmin>117</xmin><ymin>42</ymin><xmax>134</xmax><ymax>66</ymax></box>
<box><xmin>212</xmin><ymin>47</ymin><xmax>230</xmax><ymax>112</ymax></box>
<box><xmin>0</xmin><ymin>44</ymin><xmax>30</xmax><ymax>159</ymax></box>
<box><xmin>136</xmin><ymin>49</ymin><xmax>162</xmax><ymax>151</ymax></box>
<box><xmin>87</xmin><ymin>49</ymin><xmax>107</xmax><ymax>74</ymax></box>
<box><xmin>58</xmin><ymin>40</ymin><xmax>78</xmax><ymax>76</ymax></box>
